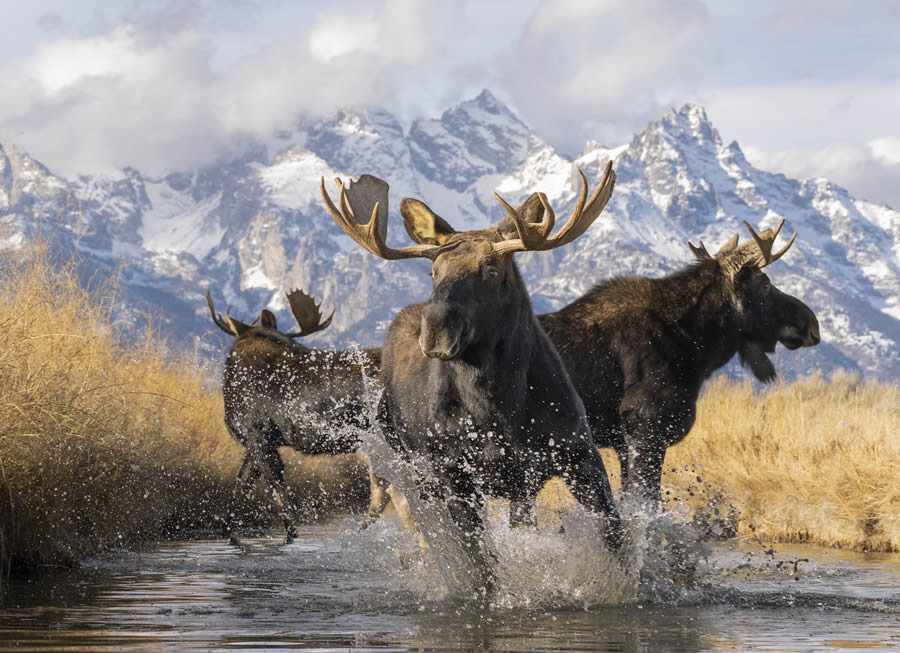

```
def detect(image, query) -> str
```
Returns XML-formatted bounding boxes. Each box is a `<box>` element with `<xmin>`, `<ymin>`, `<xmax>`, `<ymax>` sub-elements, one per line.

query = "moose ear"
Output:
<box><xmin>258</xmin><ymin>309</ymin><xmax>277</xmax><ymax>330</ymax></box>
<box><xmin>715</xmin><ymin>234</ymin><xmax>740</xmax><ymax>257</ymax></box>
<box><xmin>496</xmin><ymin>193</ymin><xmax>545</xmax><ymax>238</ymax></box>
<box><xmin>401</xmin><ymin>198</ymin><xmax>456</xmax><ymax>245</ymax></box>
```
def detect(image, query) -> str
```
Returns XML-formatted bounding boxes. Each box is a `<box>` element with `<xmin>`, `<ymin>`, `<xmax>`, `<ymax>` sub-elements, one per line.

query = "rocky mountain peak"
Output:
<box><xmin>408</xmin><ymin>89</ymin><xmax>532</xmax><ymax>191</ymax></box>
<box><xmin>1</xmin><ymin>93</ymin><xmax>897</xmax><ymax>379</ymax></box>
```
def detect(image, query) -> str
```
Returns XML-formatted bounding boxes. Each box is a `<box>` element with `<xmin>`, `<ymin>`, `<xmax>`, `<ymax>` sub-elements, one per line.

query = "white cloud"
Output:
<box><xmin>704</xmin><ymin>83</ymin><xmax>900</xmax><ymax>152</ymax></box>
<box><xmin>0</xmin><ymin>1</ymin><xmax>446</xmax><ymax>176</ymax></box>
<box><xmin>869</xmin><ymin>137</ymin><xmax>900</xmax><ymax>166</ymax></box>
<box><xmin>504</xmin><ymin>0</ymin><xmax>711</xmax><ymax>154</ymax></box>
<box><xmin>744</xmin><ymin>140</ymin><xmax>900</xmax><ymax>209</ymax></box>
<box><xmin>0</xmin><ymin>0</ymin><xmax>897</xmax><ymax>212</ymax></box>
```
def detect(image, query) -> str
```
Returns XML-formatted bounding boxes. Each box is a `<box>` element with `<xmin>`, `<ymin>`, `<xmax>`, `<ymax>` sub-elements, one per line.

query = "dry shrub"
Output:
<box><xmin>538</xmin><ymin>374</ymin><xmax>899</xmax><ymax>551</ymax></box>
<box><xmin>0</xmin><ymin>240</ymin><xmax>243</xmax><ymax>575</ymax></box>
<box><xmin>0</xmin><ymin>240</ymin><xmax>369</xmax><ymax>577</ymax></box>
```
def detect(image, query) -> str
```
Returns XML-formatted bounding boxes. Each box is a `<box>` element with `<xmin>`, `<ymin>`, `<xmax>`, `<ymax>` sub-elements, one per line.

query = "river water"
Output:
<box><xmin>1</xmin><ymin>513</ymin><xmax>898</xmax><ymax>652</ymax></box>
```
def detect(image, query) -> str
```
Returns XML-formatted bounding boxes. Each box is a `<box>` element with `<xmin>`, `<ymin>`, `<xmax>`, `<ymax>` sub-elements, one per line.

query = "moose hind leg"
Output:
<box><xmin>260</xmin><ymin>440</ymin><xmax>299</xmax><ymax>542</ymax></box>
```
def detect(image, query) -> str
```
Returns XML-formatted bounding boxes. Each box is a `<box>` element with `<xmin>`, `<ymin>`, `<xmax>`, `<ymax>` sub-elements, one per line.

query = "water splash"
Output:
<box><xmin>349</xmin><ymin>373</ymin><xmax>721</xmax><ymax>609</ymax></box>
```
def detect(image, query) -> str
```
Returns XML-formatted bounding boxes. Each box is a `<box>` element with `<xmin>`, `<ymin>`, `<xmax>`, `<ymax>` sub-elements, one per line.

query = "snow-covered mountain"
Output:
<box><xmin>2</xmin><ymin>90</ymin><xmax>898</xmax><ymax>379</ymax></box>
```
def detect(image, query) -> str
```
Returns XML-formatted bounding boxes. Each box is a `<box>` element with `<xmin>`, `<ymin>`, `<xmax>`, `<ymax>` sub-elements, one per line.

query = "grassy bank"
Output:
<box><xmin>0</xmin><ymin>241</ymin><xmax>368</xmax><ymax>578</ymax></box>
<box><xmin>539</xmin><ymin>374</ymin><xmax>900</xmax><ymax>552</ymax></box>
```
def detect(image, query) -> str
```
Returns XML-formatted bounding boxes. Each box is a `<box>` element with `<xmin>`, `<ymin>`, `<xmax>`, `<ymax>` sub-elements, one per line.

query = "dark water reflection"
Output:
<box><xmin>1</xmin><ymin>519</ymin><xmax>898</xmax><ymax>652</ymax></box>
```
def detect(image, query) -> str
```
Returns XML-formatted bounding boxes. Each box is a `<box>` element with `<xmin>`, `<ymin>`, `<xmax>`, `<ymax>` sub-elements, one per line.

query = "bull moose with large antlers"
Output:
<box><xmin>207</xmin><ymin>288</ymin><xmax>410</xmax><ymax>542</ymax></box>
<box><xmin>535</xmin><ymin>219</ymin><xmax>820</xmax><ymax>506</ymax></box>
<box><xmin>321</xmin><ymin>163</ymin><xmax>624</xmax><ymax>588</ymax></box>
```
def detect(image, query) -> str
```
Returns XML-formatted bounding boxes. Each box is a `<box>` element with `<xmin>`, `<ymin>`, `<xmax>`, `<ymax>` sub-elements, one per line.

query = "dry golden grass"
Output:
<box><xmin>539</xmin><ymin>374</ymin><xmax>900</xmax><ymax>552</ymax></box>
<box><xmin>0</xmin><ymin>240</ymin><xmax>369</xmax><ymax>577</ymax></box>
<box><xmin>0</xmin><ymin>239</ymin><xmax>241</xmax><ymax>575</ymax></box>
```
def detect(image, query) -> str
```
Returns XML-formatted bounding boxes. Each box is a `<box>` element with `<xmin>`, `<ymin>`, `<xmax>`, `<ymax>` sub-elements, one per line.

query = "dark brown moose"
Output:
<box><xmin>207</xmin><ymin>288</ymin><xmax>409</xmax><ymax>542</ymax></box>
<box><xmin>536</xmin><ymin>220</ymin><xmax>820</xmax><ymax>506</ymax></box>
<box><xmin>321</xmin><ymin>164</ymin><xmax>624</xmax><ymax>587</ymax></box>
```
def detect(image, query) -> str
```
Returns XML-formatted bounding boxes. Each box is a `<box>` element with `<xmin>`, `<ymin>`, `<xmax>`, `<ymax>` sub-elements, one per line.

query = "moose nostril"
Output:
<box><xmin>807</xmin><ymin>322</ymin><xmax>821</xmax><ymax>345</ymax></box>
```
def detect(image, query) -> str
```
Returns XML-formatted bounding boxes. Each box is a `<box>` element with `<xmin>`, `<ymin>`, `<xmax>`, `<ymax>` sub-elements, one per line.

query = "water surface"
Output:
<box><xmin>2</xmin><ymin>517</ymin><xmax>898</xmax><ymax>652</ymax></box>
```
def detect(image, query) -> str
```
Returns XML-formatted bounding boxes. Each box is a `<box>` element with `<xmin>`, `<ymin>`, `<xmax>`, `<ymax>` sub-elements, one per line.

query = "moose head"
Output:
<box><xmin>320</xmin><ymin>162</ymin><xmax>615</xmax><ymax>361</ymax></box>
<box><xmin>688</xmin><ymin>220</ymin><xmax>820</xmax><ymax>381</ymax></box>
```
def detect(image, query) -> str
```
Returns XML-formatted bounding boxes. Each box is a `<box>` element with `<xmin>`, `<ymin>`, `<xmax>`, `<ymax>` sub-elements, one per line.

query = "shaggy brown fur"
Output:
<box><xmin>537</xmin><ymin>230</ymin><xmax>820</xmax><ymax>505</ymax></box>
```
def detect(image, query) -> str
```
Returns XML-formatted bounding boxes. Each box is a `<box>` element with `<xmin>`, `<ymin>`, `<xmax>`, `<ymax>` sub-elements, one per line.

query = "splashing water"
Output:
<box><xmin>350</xmin><ymin>372</ymin><xmax>718</xmax><ymax>609</ymax></box>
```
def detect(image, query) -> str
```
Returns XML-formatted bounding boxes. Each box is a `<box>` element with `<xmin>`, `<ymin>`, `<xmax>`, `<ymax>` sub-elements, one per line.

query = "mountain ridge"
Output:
<box><xmin>1</xmin><ymin>92</ymin><xmax>897</xmax><ymax>379</ymax></box>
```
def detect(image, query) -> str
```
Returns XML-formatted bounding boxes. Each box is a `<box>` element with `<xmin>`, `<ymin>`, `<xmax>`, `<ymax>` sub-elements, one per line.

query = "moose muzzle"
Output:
<box><xmin>419</xmin><ymin>304</ymin><xmax>469</xmax><ymax>360</ymax></box>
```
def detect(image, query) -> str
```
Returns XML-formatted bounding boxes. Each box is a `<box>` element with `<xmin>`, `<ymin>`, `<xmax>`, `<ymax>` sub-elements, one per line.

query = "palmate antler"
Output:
<box><xmin>491</xmin><ymin>161</ymin><xmax>617</xmax><ymax>255</ymax></box>
<box><xmin>320</xmin><ymin>175</ymin><xmax>440</xmax><ymax>260</ymax></box>
<box><xmin>689</xmin><ymin>220</ymin><xmax>796</xmax><ymax>269</ymax></box>
<box><xmin>206</xmin><ymin>290</ymin><xmax>252</xmax><ymax>336</ymax></box>
<box><xmin>284</xmin><ymin>288</ymin><xmax>334</xmax><ymax>337</ymax></box>
<box><xmin>688</xmin><ymin>234</ymin><xmax>739</xmax><ymax>261</ymax></box>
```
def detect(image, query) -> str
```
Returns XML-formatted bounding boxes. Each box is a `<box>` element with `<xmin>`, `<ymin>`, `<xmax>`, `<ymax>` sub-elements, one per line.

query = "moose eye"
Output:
<box><xmin>484</xmin><ymin>265</ymin><xmax>500</xmax><ymax>279</ymax></box>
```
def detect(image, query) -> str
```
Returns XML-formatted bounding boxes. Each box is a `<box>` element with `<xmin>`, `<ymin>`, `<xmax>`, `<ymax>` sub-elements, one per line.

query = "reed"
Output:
<box><xmin>538</xmin><ymin>373</ymin><xmax>900</xmax><ymax>552</ymax></box>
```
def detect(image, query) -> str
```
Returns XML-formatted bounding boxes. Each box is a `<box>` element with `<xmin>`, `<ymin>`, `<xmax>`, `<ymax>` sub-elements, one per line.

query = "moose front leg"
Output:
<box><xmin>561</xmin><ymin>437</ymin><xmax>624</xmax><ymax>554</ymax></box>
<box><xmin>443</xmin><ymin>475</ymin><xmax>497</xmax><ymax>597</ymax></box>
<box><xmin>619</xmin><ymin>380</ymin><xmax>696</xmax><ymax>510</ymax></box>
<box><xmin>508</xmin><ymin>498</ymin><xmax>537</xmax><ymax>528</ymax></box>
<box><xmin>623</xmin><ymin>436</ymin><xmax>666</xmax><ymax>508</ymax></box>
<box><xmin>620</xmin><ymin>397</ymin><xmax>695</xmax><ymax>510</ymax></box>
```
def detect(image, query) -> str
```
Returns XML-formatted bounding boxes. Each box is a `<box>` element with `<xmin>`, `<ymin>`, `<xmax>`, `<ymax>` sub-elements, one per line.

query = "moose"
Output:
<box><xmin>532</xmin><ymin>219</ymin><xmax>820</xmax><ymax>507</ymax></box>
<box><xmin>320</xmin><ymin>164</ymin><xmax>624</xmax><ymax>589</ymax></box>
<box><xmin>206</xmin><ymin>288</ymin><xmax>412</xmax><ymax>542</ymax></box>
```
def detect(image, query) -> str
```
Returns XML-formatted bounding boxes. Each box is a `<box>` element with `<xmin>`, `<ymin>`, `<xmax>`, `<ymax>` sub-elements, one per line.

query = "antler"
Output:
<box><xmin>320</xmin><ymin>175</ymin><xmax>440</xmax><ymax>260</ymax></box>
<box><xmin>205</xmin><ymin>290</ymin><xmax>250</xmax><ymax>337</ymax></box>
<box><xmin>284</xmin><ymin>288</ymin><xmax>334</xmax><ymax>337</ymax></box>
<box><xmin>491</xmin><ymin>161</ymin><xmax>616</xmax><ymax>255</ymax></box>
<box><xmin>688</xmin><ymin>233</ymin><xmax>739</xmax><ymax>261</ymax></box>
<box><xmin>688</xmin><ymin>240</ymin><xmax>713</xmax><ymax>261</ymax></box>
<box><xmin>743</xmin><ymin>219</ymin><xmax>797</xmax><ymax>268</ymax></box>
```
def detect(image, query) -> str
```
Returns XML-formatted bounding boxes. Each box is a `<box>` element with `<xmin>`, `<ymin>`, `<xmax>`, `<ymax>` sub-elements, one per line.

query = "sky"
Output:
<box><xmin>1</xmin><ymin>0</ymin><xmax>898</xmax><ymax>208</ymax></box>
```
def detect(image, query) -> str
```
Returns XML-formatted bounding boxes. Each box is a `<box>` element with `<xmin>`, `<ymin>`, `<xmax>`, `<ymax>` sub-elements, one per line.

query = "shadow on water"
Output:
<box><xmin>1</xmin><ymin>518</ymin><xmax>898</xmax><ymax>652</ymax></box>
